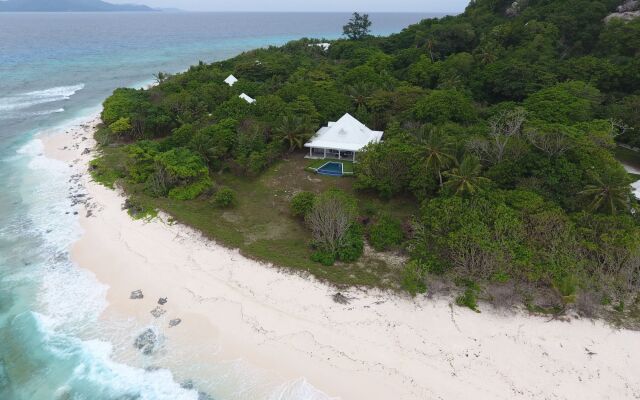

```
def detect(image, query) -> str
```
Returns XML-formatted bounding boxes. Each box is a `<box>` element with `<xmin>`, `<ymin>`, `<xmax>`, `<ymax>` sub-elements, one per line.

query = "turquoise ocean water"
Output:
<box><xmin>0</xmin><ymin>12</ymin><xmax>439</xmax><ymax>400</ymax></box>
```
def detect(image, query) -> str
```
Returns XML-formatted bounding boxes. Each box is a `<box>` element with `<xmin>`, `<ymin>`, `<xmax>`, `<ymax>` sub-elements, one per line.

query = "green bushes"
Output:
<box><xmin>148</xmin><ymin>148</ymin><xmax>212</xmax><ymax>200</ymax></box>
<box><xmin>336</xmin><ymin>224</ymin><xmax>364</xmax><ymax>262</ymax></box>
<box><xmin>212</xmin><ymin>187</ymin><xmax>237</xmax><ymax>208</ymax></box>
<box><xmin>456</xmin><ymin>288</ymin><xmax>480</xmax><ymax>312</ymax></box>
<box><xmin>455</xmin><ymin>279</ymin><xmax>480</xmax><ymax>312</ymax></box>
<box><xmin>368</xmin><ymin>215</ymin><xmax>403</xmax><ymax>251</ymax></box>
<box><xmin>311</xmin><ymin>250</ymin><xmax>336</xmax><ymax>266</ymax></box>
<box><xmin>401</xmin><ymin>260</ymin><xmax>427</xmax><ymax>296</ymax></box>
<box><xmin>310</xmin><ymin>224</ymin><xmax>364</xmax><ymax>266</ymax></box>
<box><xmin>290</xmin><ymin>191</ymin><xmax>316</xmax><ymax>218</ymax></box>
<box><xmin>89</xmin><ymin>156</ymin><xmax>125</xmax><ymax>189</ymax></box>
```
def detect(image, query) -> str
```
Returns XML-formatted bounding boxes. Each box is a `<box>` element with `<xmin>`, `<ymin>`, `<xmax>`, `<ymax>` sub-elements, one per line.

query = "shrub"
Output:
<box><xmin>336</xmin><ymin>224</ymin><xmax>364</xmax><ymax>262</ymax></box>
<box><xmin>553</xmin><ymin>274</ymin><xmax>577</xmax><ymax>304</ymax></box>
<box><xmin>290</xmin><ymin>191</ymin><xmax>316</xmax><ymax>218</ymax></box>
<box><xmin>122</xmin><ymin>198</ymin><xmax>157</xmax><ymax>220</ymax></box>
<box><xmin>311</xmin><ymin>250</ymin><xmax>336</xmax><ymax>266</ymax></box>
<box><xmin>401</xmin><ymin>260</ymin><xmax>427</xmax><ymax>296</ymax></box>
<box><xmin>213</xmin><ymin>187</ymin><xmax>237</xmax><ymax>208</ymax></box>
<box><xmin>369</xmin><ymin>215</ymin><xmax>404</xmax><ymax>251</ymax></box>
<box><xmin>109</xmin><ymin>117</ymin><xmax>132</xmax><ymax>138</ymax></box>
<box><xmin>89</xmin><ymin>157</ymin><xmax>123</xmax><ymax>189</ymax></box>
<box><xmin>146</xmin><ymin>148</ymin><xmax>211</xmax><ymax>200</ymax></box>
<box><xmin>456</xmin><ymin>285</ymin><xmax>480</xmax><ymax>312</ymax></box>
<box><xmin>169</xmin><ymin>178</ymin><xmax>212</xmax><ymax>201</ymax></box>
<box><xmin>310</xmin><ymin>223</ymin><xmax>364</xmax><ymax>265</ymax></box>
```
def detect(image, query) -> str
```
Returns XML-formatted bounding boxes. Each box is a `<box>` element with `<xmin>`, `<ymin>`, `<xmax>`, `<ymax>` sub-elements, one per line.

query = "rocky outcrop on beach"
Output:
<box><xmin>605</xmin><ymin>0</ymin><xmax>640</xmax><ymax>22</ymax></box>
<box><xmin>134</xmin><ymin>328</ymin><xmax>158</xmax><ymax>355</ymax></box>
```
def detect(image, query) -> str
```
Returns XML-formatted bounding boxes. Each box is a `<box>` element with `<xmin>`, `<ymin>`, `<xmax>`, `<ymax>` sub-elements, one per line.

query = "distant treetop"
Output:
<box><xmin>343</xmin><ymin>12</ymin><xmax>372</xmax><ymax>40</ymax></box>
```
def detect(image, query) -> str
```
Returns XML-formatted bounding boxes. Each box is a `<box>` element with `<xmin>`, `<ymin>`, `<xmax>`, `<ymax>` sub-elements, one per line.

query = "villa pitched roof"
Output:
<box><xmin>239</xmin><ymin>93</ymin><xmax>256</xmax><ymax>104</ymax></box>
<box><xmin>304</xmin><ymin>113</ymin><xmax>383</xmax><ymax>152</ymax></box>
<box><xmin>308</xmin><ymin>42</ymin><xmax>331</xmax><ymax>51</ymax></box>
<box><xmin>224</xmin><ymin>74</ymin><xmax>238</xmax><ymax>86</ymax></box>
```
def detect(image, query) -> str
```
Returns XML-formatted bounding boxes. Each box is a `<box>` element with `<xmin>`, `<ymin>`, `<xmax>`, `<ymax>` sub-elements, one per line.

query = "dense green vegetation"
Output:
<box><xmin>92</xmin><ymin>0</ymin><xmax>640</xmax><ymax>319</ymax></box>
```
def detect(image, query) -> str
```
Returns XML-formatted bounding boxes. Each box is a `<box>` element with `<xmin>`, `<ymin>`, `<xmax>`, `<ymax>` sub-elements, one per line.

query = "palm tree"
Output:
<box><xmin>274</xmin><ymin>115</ymin><xmax>313</xmax><ymax>152</ymax></box>
<box><xmin>443</xmin><ymin>155</ymin><xmax>491</xmax><ymax>196</ymax></box>
<box><xmin>417</xmin><ymin>127</ymin><xmax>454</xmax><ymax>188</ymax></box>
<box><xmin>347</xmin><ymin>82</ymin><xmax>375</xmax><ymax>109</ymax></box>
<box><xmin>476</xmin><ymin>46</ymin><xmax>496</xmax><ymax>65</ymax></box>
<box><xmin>579</xmin><ymin>175</ymin><xmax>630</xmax><ymax>215</ymax></box>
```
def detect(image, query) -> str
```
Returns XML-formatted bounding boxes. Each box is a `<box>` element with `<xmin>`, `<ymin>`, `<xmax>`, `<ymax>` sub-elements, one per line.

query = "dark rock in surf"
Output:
<box><xmin>134</xmin><ymin>328</ymin><xmax>157</xmax><ymax>355</ymax></box>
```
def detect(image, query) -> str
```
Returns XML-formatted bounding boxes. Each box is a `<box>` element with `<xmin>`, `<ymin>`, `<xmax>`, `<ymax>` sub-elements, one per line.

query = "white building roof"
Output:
<box><xmin>224</xmin><ymin>74</ymin><xmax>238</xmax><ymax>86</ymax></box>
<box><xmin>308</xmin><ymin>42</ymin><xmax>330</xmax><ymax>51</ymax></box>
<box><xmin>239</xmin><ymin>93</ymin><xmax>256</xmax><ymax>104</ymax></box>
<box><xmin>304</xmin><ymin>113</ymin><xmax>383</xmax><ymax>152</ymax></box>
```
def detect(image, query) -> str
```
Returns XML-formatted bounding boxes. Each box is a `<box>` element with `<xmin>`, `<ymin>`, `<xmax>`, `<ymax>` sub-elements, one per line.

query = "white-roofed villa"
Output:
<box><xmin>239</xmin><ymin>93</ymin><xmax>256</xmax><ymax>104</ymax></box>
<box><xmin>304</xmin><ymin>113</ymin><xmax>383</xmax><ymax>163</ymax></box>
<box><xmin>308</xmin><ymin>42</ymin><xmax>331</xmax><ymax>51</ymax></box>
<box><xmin>224</xmin><ymin>74</ymin><xmax>238</xmax><ymax>86</ymax></box>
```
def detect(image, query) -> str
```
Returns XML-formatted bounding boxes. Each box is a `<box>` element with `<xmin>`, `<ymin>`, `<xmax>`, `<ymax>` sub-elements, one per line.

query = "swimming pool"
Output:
<box><xmin>317</xmin><ymin>162</ymin><xmax>343</xmax><ymax>176</ymax></box>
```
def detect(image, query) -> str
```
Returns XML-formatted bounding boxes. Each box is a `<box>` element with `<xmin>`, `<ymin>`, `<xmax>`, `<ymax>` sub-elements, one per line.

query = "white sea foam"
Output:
<box><xmin>22</xmin><ymin>312</ymin><xmax>200</xmax><ymax>400</ymax></box>
<box><xmin>0</xmin><ymin>84</ymin><xmax>84</xmax><ymax>112</ymax></box>
<box><xmin>29</xmin><ymin>108</ymin><xmax>65</xmax><ymax>116</ymax></box>
<box><xmin>6</xmin><ymin>128</ymin><xmax>201</xmax><ymax>400</ymax></box>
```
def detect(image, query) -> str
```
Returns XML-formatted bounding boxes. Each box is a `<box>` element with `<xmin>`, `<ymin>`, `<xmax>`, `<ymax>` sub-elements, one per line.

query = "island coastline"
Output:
<box><xmin>40</xmin><ymin>115</ymin><xmax>640</xmax><ymax>400</ymax></box>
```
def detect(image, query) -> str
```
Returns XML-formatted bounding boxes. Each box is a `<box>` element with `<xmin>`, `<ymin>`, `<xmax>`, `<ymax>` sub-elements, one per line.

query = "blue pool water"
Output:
<box><xmin>317</xmin><ymin>162</ymin><xmax>343</xmax><ymax>176</ymax></box>
<box><xmin>0</xmin><ymin>11</ymin><xmax>441</xmax><ymax>400</ymax></box>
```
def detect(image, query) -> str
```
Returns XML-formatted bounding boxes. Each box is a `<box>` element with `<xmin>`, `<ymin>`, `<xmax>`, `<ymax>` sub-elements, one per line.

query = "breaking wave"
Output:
<box><xmin>0</xmin><ymin>84</ymin><xmax>84</xmax><ymax>113</ymax></box>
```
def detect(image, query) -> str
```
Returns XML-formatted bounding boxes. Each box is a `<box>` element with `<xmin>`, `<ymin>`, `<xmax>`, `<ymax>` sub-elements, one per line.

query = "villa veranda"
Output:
<box><xmin>306</xmin><ymin>148</ymin><xmax>357</xmax><ymax>162</ymax></box>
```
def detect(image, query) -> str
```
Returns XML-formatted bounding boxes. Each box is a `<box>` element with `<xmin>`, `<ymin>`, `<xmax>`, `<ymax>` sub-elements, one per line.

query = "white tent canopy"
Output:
<box><xmin>239</xmin><ymin>93</ymin><xmax>256</xmax><ymax>104</ymax></box>
<box><xmin>224</xmin><ymin>74</ymin><xmax>238</xmax><ymax>86</ymax></box>
<box><xmin>304</xmin><ymin>113</ymin><xmax>383</xmax><ymax>161</ymax></box>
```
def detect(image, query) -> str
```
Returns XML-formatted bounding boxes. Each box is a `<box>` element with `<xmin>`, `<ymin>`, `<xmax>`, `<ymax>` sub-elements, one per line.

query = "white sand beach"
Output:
<box><xmin>42</xmin><ymin>116</ymin><xmax>640</xmax><ymax>400</ymax></box>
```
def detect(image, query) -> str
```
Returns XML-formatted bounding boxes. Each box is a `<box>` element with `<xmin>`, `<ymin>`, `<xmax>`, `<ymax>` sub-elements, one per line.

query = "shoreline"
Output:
<box><xmin>41</xmin><ymin>115</ymin><xmax>640</xmax><ymax>399</ymax></box>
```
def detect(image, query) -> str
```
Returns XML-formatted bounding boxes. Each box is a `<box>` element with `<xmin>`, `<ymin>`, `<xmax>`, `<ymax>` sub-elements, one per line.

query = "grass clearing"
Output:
<box><xmin>94</xmin><ymin>148</ymin><xmax>417</xmax><ymax>289</ymax></box>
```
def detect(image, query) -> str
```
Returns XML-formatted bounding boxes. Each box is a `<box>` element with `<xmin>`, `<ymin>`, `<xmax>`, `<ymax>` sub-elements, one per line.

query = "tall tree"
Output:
<box><xmin>343</xmin><ymin>12</ymin><xmax>372</xmax><ymax>40</ymax></box>
<box><xmin>417</xmin><ymin>127</ymin><xmax>454</xmax><ymax>187</ymax></box>
<box><xmin>579</xmin><ymin>174</ymin><xmax>630</xmax><ymax>215</ymax></box>
<box><xmin>153</xmin><ymin>72</ymin><xmax>170</xmax><ymax>84</ymax></box>
<box><xmin>444</xmin><ymin>155</ymin><xmax>490</xmax><ymax>196</ymax></box>
<box><xmin>274</xmin><ymin>115</ymin><xmax>313</xmax><ymax>152</ymax></box>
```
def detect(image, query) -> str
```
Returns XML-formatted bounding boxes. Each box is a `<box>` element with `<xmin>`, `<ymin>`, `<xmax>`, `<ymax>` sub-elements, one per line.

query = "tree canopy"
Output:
<box><xmin>94</xmin><ymin>3</ymin><xmax>640</xmax><ymax>314</ymax></box>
